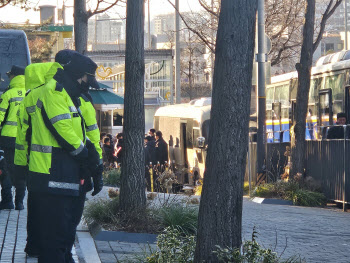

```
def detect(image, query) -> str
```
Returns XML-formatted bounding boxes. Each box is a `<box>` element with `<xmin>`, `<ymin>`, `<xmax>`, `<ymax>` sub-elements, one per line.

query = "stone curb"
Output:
<box><xmin>76</xmin><ymin>226</ymin><xmax>102</xmax><ymax>263</ymax></box>
<box><xmin>89</xmin><ymin>221</ymin><xmax>158</xmax><ymax>244</ymax></box>
<box><xmin>250</xmin><ymin>197</ymin><xmax>293</xmax><ymax>206</ymax></box>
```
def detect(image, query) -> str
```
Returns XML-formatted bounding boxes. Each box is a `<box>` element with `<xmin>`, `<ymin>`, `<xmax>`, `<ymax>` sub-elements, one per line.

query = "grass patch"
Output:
<box><xmin>84</xmin><ymin>195</ymin><xmax>200</xmax><ymax>234</ymax></box>
<box><xmin>292</xmin><ymin>189</ymin><xmax>327</xmax><ymax>207</ymax></box>
<box><xmin>84</xmin><ymin>196</ymin><xmax>119</xmax><ymax>224</ymax></box>
<box><xmin>103</xmin><ymin>168</ymin><xmax>121</xmax><ymax>186</ymax></box>
<box><xmin>252</xmin><ymin>180</ymin><xmax>327</xmax><ymax>207</ymax></box>
<box><xmin>156</xmin><ymin>204</ymin><xmax>199</xmax><ymax>235</ymax></box>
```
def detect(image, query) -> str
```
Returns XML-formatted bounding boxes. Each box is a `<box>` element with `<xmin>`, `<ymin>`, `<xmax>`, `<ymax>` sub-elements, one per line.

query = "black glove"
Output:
<box><xmin>86</xmin><ymin>140</ymin><xmax>100</xmax><ymax>169</ymax></box>
<box><xmin>92</xmin><ymin>172</ymin><xmax>103</xmax><ymax>196</ymax></box>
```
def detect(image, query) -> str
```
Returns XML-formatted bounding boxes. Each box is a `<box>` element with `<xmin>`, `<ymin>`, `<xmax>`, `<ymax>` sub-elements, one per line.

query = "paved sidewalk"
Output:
<box><xmin>95</xmin><ymin>241</ymin><xmax>156</xmax><ymax>263</ymax></box>
<box><xmin>0</xmin><ymin>190</ymin><xmax>79</xmax><ymax>263</ymax></box>
<box><xmin>91</xmin><ymin>192</ymin><xmax>350</xmax><ymax>263</ymax></box>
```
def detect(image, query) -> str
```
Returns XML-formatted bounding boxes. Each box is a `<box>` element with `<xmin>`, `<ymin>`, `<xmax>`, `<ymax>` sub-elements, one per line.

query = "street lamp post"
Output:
<box><xmin>345</xmin><ymin>0</ymin><xmax>348</xmax><ymax>50</ymax></box>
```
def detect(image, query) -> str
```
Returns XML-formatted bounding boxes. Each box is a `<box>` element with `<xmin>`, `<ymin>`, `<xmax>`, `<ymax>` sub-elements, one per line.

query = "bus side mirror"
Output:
<box><xmin>196</xmin><ymin>137</ymin><xmax>205</xmax><ymax>148</ymax></box>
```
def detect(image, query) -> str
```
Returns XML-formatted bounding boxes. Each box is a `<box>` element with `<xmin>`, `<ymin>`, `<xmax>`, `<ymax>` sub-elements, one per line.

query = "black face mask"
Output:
<box><xmin>79</xmin><ymin>80</ymin><xmax>90</xmax><ymax>93</ymax></box>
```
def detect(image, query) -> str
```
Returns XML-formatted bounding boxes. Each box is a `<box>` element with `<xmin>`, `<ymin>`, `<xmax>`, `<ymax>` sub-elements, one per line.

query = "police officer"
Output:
<box><xmin>54</xmin><ymin>49</ymin><xmax>103</xmax><ymax>262</ymax></box>
<box><xmin>0</xmin><ymin>65</ymin><xmax>26</xmax><ymax>210</ymax></box>
<box><xmin>25</xmin><ymin>53</ymin><xmax>102</xmax><ymax>263</ymax></box>
<box><xmin>55</xmin><ymin>50</ymin><xmax>103</xmax><ymax>164</ymax></box>
<box><xmin>14</xmin><ymin>62</ymin><xmax>59</xmax><ymax>257</ymax></box>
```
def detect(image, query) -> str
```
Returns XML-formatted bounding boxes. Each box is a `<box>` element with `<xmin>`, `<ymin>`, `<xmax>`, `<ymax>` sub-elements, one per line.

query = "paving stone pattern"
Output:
<box><xmin>0</xmin><ymin>189</ymin><xmax>79</xmax><ymax>263</ymax></box>
<box><xmin>93</xmin><ymin>196</ymin><xmax>350</xmax><ymax>263</ymax></box>
<box><xmin>95</xmin><ymin>240</ymin><xmax>157</xmax><ymax>263</ymax></box>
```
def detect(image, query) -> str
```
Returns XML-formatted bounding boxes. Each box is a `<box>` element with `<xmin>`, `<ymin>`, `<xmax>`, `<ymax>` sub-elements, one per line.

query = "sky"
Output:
<box><xmin>0</xmin><ymin>0</ymin><xmax>202</xmax><ymax>24</ymax></box>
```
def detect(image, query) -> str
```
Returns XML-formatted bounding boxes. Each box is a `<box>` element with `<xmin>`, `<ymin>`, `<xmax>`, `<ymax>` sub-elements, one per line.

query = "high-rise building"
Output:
<box><xmin>88</xmin><ymin>14</ymin><xmax>124</xmax><ymax>44</ymax></box>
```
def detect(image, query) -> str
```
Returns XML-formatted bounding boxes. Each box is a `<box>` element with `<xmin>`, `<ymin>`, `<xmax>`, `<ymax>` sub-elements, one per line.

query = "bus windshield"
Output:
<box><xmin>0</xmin><ymin>30</ymin><xmax>30</xmax><ymax>90</ymax></box>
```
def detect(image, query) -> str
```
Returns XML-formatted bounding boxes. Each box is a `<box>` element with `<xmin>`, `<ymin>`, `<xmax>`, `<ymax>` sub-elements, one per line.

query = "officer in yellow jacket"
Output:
<box><xmin>0</xmin><ymin>65</ymin><xmax>26</xmax><ymax>210</ymax></box>
<box><xmin>54</xmin><ymin>50</ymin><xmax>103</xmax><ymax>163</ymax></box>
<box><xmin>26</xmin><ymin>53</ymin><xmax>102</xmax><ymax>262</ymax></box>
<box><xmin>15</xmin><ymin>62</ymin><xmax>59</xmax><ymax>257</ymax></box>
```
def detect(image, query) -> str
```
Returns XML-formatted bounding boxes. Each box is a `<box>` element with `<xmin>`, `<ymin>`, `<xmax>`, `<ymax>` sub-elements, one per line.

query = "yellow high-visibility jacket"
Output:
<box><xmin>27</xmin><ymin>73</ymin><xmax>88</xmax><ymax>196</ymax></box>
<box><xmin>79</xmin><ymin>94</ymin><xmax>103</xmax><ymax>161</ymax></box>
<box><xmin>0</xmin><ymin>75</ymin><xmax>25</xmax><ymax>148</ymax></box>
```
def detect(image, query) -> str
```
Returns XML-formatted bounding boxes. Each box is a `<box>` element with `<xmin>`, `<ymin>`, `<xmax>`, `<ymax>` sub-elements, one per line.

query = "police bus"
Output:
<box><xmin>267</xmin><ymin>50</ymin><xmax>350</xmax><ymax>143</ymax></box>
<box><xmin>154</xmin><ymin>98</ymin><xmax>211</xmax><ymax>186</ymax></box>
<box><xmin>0</xmin><ymin>29</ymin><xmax>31</xmax><ymax>91</ymax></box>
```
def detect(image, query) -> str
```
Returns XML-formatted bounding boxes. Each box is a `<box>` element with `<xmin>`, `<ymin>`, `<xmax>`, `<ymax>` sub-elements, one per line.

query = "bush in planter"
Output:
<box><xmin>146</xmin><ymin>227</ymin><xmax>196</xmax><ymax>263</ymax></box>
<box><xmin>156</xmin><ymin>204</ymin><xmax>199</xmax><ymax>235</ymax></box>
<box><xmin>292</xmin><ymin>189</ymin><xmax>327</xmax><ymax>207</ymax></box>
<box><xmin>103</xmin><ymin>168</ymin><xmax>121</xmax><ymax>186</ymax></box>
<box><xmin>144</xmin><ymin>227</ymin><xmax>303</xmax><ymax>263</ymax></box>
<box><xmin>83</xmin><ymin>196</ymin><xmax>119</xmax><ymax>225</ymax></box>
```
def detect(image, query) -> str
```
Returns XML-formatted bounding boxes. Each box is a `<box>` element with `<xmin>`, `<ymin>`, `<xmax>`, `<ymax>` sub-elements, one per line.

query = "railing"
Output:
<box><xmin>247</xmin><ymin>125</ymin><xmax>350</xmax><ymax>210</ymax></box>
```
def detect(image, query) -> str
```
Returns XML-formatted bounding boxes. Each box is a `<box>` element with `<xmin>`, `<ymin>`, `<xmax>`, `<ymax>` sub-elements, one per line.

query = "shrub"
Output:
<box><xmin>252</xmin><ymin>180</ymin><xmax>327</xmax><ymax>207</ymax></box>
<box><xmin>83</xmin><ymin>197</ymin><xmax>119</xmax><ymax>225</ymax></box>
<box><xmin>145</xmin><ymin>227</ymin><xmax>303</xmax><ymax>263</ymax></box>
<box><xmin>214</xmin><ymin>228</ymin><xmax>280</xmax><ymax>263</ymax></box>
<box><xmin>146</xmin><ymin>227</ymin><xmax>196</xmax><ymax>263</ymax></box>
<box><xmin>292</xmin><ymin>189</ymin><xmax>327</xmax><ymax>207</ymax></box>
<box><xmin>253</xmin><ymin>183</ymin><xmax>277</xmax><ymax>198</ymax></box>
<box><xmin>156</xmin><ymin>204</ymin><xmax>199</xmax><ymax>235</ymax></box>
<box><xmin>103</xmin><ymin>168</ymin><xmax>121</xmax><ymax>186</ymax></box>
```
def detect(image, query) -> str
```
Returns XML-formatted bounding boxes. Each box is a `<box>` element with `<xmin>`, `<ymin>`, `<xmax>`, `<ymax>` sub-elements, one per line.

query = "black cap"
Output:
<box><xmin>6</xmin><ymin>65</ymin><xmax>25</xmax><ymax>77</ymax></box>
<box><xmin>63</xmin><ymin>53</ymin><xmax>100</xmax><ymax>89</ymax></box>
<box><xmin>55</xmin><ymin>49</ymin><xmax>79</xmax><ymax>65</ymax></box>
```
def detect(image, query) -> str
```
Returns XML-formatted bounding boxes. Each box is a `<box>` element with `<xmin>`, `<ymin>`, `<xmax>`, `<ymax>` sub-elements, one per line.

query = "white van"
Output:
<box><xmin>154</xmin><ymin>98</ymin><xmax>211</xmax><ymax>186</ymax></box>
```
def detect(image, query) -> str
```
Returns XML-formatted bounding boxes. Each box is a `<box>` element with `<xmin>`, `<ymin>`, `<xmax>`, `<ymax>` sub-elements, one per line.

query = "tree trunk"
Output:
<box><xmin>291</xmin><ymin>0</ymin><xmax>315</xmax><ymax>176</ymax></box>
<box><xmin>194</xmin><ymin>0</ymin><xmax>257</xmax><ymax>262</ymax></box>
<box><xmin>74</xmin><ymin>0</ymin><xmax>88</xmax><ymax>54</ymax></box>
<box><xmin>119</xmin><ymin>0</ymin><xmax>146</xmax><ymax>212</ymax></box>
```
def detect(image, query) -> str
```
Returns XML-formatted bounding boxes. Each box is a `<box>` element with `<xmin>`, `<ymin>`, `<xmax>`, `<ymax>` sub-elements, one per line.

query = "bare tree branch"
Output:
<box><xmin>313</xmin><ymin>0</ymin><xmax>343</xmax><ymax>52</ymax></box>
<box><xmin>87</xmin><ymin>0</ymin><xmax>120</xmax><ymax>18</ymax></box>
<box><xmin>167</xmin><ymin>0</ymin><xmax>215</xmax><ymax>53</ymax></box>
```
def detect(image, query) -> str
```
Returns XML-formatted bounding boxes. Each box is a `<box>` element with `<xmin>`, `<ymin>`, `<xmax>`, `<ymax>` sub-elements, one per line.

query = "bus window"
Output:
<box><xmin>319</xmin><ymin>89</ymin><xmax>333</xmax><ymax>126</ymax></box>
<box><xmin>266</xmin><ymin>87</ymin><xmax>274</xmax><ymax>109</ymax></box>
<box><xmin>280</xmin><ymin>84</ymin><xmax>289</xmax><ymax>107</ymax></box>
<box><xmin>0</xmin><ymin>30</ymin><xmax>30</xmax><ymax>90</ymax></box>
<box><xmin>202</xmin><ymin>120</ymin><xmax>210</xmax><ymax>143</ymax></box>
<box><xmin>325</xmin><ymin>74</ymin><xmax>344</xmax><ymax>116</ymax></box>
<box><xmin>290</xmin><ymin>79</ymin><xmax>298</xmax><ymax>100</ymax></box>
<box><xmin>310</xmin><ymin>77</ymin><xmax>322</xmax><ymax>104</ymax></box>
<box><xmin>274</xmin><ymin>85</ymin><xmax>282</xmax><ymax>102</ymax></box>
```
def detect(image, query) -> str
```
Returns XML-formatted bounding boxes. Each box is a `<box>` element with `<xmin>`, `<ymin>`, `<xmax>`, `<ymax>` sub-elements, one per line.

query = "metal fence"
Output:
<box><xmin>247</xmin><ymin>134</ymin><xmax>350</xmax><ymax>204</ymax></box>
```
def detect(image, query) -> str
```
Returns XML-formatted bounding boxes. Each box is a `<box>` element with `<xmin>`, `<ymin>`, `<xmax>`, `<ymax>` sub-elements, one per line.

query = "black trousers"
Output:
<box><xmin>35</xmin><ymin>192</ymin><xmax>85</xmax><ymax>263</ymax></box>
<box><xmin>25</xmin><ymin>191</ymin><xmax>41</xmax><ymax>256</ymax></box>
<box><xmin>0</xmin><ymin>147</ymin><xmax>26</xmax><ymax>204</ymax></box>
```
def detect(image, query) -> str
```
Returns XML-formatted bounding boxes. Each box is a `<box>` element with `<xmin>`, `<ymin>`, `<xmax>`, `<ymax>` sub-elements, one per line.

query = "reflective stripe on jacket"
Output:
<box><xmin>26</xmin><ymin>68</ymin><xmax>87</xmax><ymax>196</ymax></box>
<box><xmin>0</xmin><ymin>75</ymin><xmax>25</xmax><ymax>147</ymax></box>
<box><xmin>15</xmin><ymin>63</ymin><xmax>57</xmax><ymax>167</ymax></box>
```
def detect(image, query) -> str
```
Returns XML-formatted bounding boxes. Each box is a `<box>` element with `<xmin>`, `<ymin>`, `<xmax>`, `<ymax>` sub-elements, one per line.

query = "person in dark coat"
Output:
<box><xmin>103</xmin><ymin>137</ymin><xmax>116</xmax><ymax>165</ymax></box>
<box><xmin>327</xmin><ymin>112</ymin><xmax>349</xmax><ymax>139</ymax></box>
<box><xmin>115</xmin><ymin>133</ymin><xmax>124</xmax><ymax>165</ymax></box>
<box><xmin>145</xmin><ymin>135</ymin><xmax>156</xmax><ymax>165</ymax></box>
<box><xmin>149</xmin><ymin>128</ymin><xmax>156</xmax><ymax>141</ymax></box>
<box><xmin>155</xmin><ymin>131</ymin><xmax>168</xmax><ymax>165</ymax></box>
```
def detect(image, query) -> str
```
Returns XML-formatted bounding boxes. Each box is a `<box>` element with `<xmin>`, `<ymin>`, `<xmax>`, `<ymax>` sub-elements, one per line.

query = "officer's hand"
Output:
<box><xmin>91</xmin><ymin>171</ymin><xmax>103</xmax><ymax>196</ymax></box>
<box><xmin>86</xmin><ymin>140</ymin><xmax>99</xmax><ymax>168</ymax></box>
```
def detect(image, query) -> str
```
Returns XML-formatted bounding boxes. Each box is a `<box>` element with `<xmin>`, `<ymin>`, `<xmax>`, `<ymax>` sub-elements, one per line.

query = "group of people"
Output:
<box><xmin>101</xmin><ymin>132</ymin><xmax>124</xmax><ymax>167</ymax></box>
<box><xmin>144</xmin><ymin>128</ymin><xmax>169</xmax><ymax>166</ymax></box>
<box><xmin>0</xmin><ymin>50</ymin><xmax>104</xmax><ymax>263</ymax></box>
<box><xmin>99</xmin><ymin>128</ymin><xmax>169</xmax><ymax>170</ymax></box>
